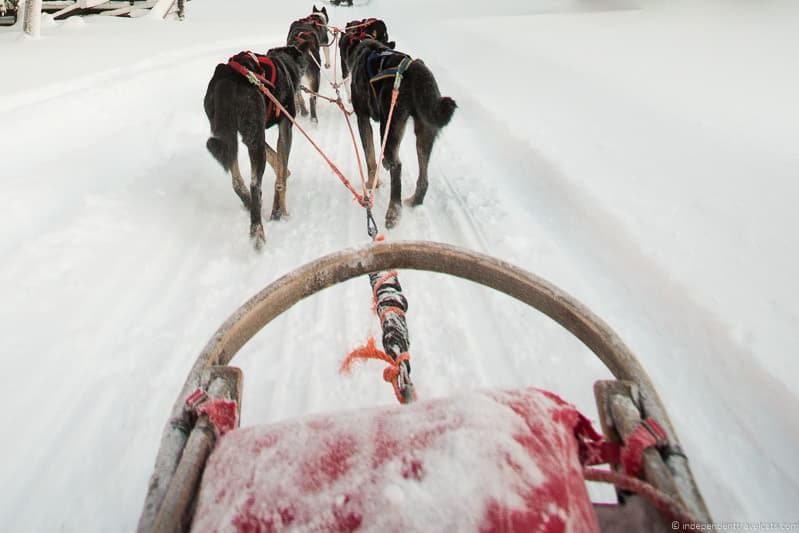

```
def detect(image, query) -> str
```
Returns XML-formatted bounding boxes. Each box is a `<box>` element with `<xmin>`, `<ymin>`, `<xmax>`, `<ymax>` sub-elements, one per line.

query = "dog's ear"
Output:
<box><xmin>322</xmin><ymin>6</ymin><xmax>328</xmax><ymax>17</ymax></box>
<box><xmin>313</xmin><ymin>5</ymin><xmax>318</xmax><ymax>12</ymax></box>
<box><xmin>388</xmin><ymin>41</ymin><xmax>396</xmax><ymax>49</ymax></box>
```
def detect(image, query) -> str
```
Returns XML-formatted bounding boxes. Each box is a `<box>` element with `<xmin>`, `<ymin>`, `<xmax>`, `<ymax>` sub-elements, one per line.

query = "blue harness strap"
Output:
<box><xmin>367</xmin><ymin>50</ymin><xmax>414</xmax><ymax>90</ymax></box>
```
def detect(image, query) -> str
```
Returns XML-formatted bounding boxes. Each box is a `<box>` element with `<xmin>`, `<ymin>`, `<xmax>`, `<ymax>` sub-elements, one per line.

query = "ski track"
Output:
<box><xmin>0</xmin><ymin>44</ymin><xmax>662</xmax><ymax>530</ymax></box>
<box><xmin>1</xmin><ymin>3</ymin><xmax>797</xmax><ymax>530</ymax></box>
<box><xmin>428</xmin><ymin>65</ymin><xmax>799</xmax><ymax>517</ymax></box>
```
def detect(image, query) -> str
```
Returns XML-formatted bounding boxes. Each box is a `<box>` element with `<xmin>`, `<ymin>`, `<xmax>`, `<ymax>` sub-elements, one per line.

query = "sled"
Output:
<box><xmin>0</xmin><ymin>0</ymin><xmax>18</xmax><ymax>25</ymax></box>
<box><xmin>137</xmin><ymin>241</ymin><xmax>711</xmax><ymax>532</ymax></box>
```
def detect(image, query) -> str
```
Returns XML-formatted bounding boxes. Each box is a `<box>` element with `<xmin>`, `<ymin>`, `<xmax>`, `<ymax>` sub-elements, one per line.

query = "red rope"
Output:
<box><xmin>339</xmin><ymin>98</ymin><xmax>369</xmax><ymax>197</ymax></box>
<box><xmin>368</xmin><ymin>88</ymin><xmax>399</xmax><ymax>197</ymax></box>
<box><xmin>340</xmin><ymin>337</ymin><xmax>415</xmax><ymax>404</ymax></box>
<box><xmin>251</xmin><ymin>76</ymin><xmax>368</xmax><ymax>207</ymax></box>
<box><xmin>330</xmin><ymin>18</ymin><xmax>379</xmax><ymax>34</ymax></box>
<box><xmin>583</xmin><ymin>467</ymin><xmax>699</xmax><ymax>527</ymax></box>
<box><xmin>370</xmin><ymin>270</ymin><xmax>401</xmax><ymax>317</ymax></box>
<box><xmin>377</xmin><ymin>305</ymin><xmax>406</xmax><ymax>323</ymax></box>
<box><xmin>298</xmin><ymin>30</ymin><xmax>369</xmax><ymax>200</ymax></box>
<box><xmin>371</xmin><ymin>271</ymin><xmax>398</xmax><ymax>299</ymax></box>
<box><xmin>301</xmin><ymin>85</ymin><xmax>350</xmax><ymax>109</ymax></box>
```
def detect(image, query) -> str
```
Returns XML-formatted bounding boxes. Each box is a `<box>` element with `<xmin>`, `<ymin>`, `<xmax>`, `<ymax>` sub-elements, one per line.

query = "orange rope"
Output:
<box><xmin>246</xmin><ymin>74</ymin><xmax>368</xmax><ymax>207</ymax></box>
<box><xmin>377</xmin><ymin>305</ymin><xmax>406</xmax><ymax>323</ymax></box>
<box><xmin>370</xmin><ymin>270</ymin><xmax>402</xmax><ymax>317</ymax></box>
<box><xmin>371</xmin><ymin>271</ymin><xmax>398</xmax><ymax>299</ymax></box>
<box><xmin>301</xmin><ymin>85</ymin><xmax>352</xmax><ymax>111</ymax></box>
<box><xmin>297</xmin><ymin>29</ymin><xmax>371</xmax><ymax>206</ymax></box>
<box><xmin>330</xmin><ymin>18</ymin><xmax>381</xmax><ymax>34</ymax></box>
<box><xmin>368</xmin><ymin>88</ymin><xmax>399</xmax><ymax>199</ymax></box>
<box><xmin>340</xmin><ymin>338</ymin><xmax>415</xmax><ymax>404</ymax></box>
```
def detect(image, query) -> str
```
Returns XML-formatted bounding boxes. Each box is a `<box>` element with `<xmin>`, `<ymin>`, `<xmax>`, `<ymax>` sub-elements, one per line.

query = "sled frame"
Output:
<box><xmin>137</xmin><ymin>240</ymin><xmax>711</xmax><ymax>531</ymax></box>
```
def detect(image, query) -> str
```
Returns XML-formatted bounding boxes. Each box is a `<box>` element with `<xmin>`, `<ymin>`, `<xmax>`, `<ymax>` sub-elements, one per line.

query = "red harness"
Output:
<box><xmin>290</xmin><ymin>29</ymin><xmax>316</xmax><ymax>48</ymax></box>
<box><xmin>299</xmin><ymin>13</ymin><xmax>327</xmax><ymax>27</ymax></box>
<box><xmin>345</xmin><ymin>17</ymin><xmax>378</xmax><ymax>33</ymax></box>
<box><xmin>227</xmin><ymin>51</ymin><xmax>280</xmax><ymax>122</ymax></box>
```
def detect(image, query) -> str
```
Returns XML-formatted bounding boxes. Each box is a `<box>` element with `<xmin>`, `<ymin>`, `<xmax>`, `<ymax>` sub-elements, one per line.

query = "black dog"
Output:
<box><xmin>347</xmin><ymin>39</ymin><xmax>456</xmax><ymax>228</ymax></box>
<box><xmin>204</xmin><ymin>44</ymin><xmax>311</xmax><ymax>249</ymax></box>
<box><xmin>287</xmin><ymin>5</ymin><xmax>330</xmax><ymax>123</ymax></box>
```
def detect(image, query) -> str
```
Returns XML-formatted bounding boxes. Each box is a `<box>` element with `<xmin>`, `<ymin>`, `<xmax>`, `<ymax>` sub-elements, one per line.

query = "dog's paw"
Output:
<box><xmin>385</xmin><ymin>202</ymin><xmax>402</xmax><ymax>229</ymax></box>
<box><xmin>250</xmin><ymin>223</ymin><xmax>266</xmax><ymax>250</ymax></box>
<box><xmin>311</xmin><ymin>116</ymin><xmax>319</xmax><ymax>125</ymax></box>
<box><xmin>405</xmin><ymin>194</ymin><xmax>424</xmax><ymax>207</ymax></box>
<box><xmin>270</xmin><ymin>207</ymin><xmax>290</xmax><ymax>221</ymax></box>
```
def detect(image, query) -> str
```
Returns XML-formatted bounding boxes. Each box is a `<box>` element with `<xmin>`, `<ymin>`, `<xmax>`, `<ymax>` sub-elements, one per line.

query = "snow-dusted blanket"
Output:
<box><xmin>191</xmin><ymin>388</ymin><xmax>600</xmax><ymax>532</ymax></box>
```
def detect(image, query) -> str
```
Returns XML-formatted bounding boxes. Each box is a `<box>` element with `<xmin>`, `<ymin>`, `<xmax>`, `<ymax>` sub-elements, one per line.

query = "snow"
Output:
<box><xmin>1</xmin><ymin>0</ymin><xmax>797</xmax><ymax>531</ymax></box>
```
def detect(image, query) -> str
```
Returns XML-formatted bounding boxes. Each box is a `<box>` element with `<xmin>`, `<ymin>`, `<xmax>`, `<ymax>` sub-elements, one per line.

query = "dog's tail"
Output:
<box><xmin>205</xmin><ymin>79</ymin><xmax>238</xmax><ymax>171</ymax></box>
<box><xmin>408</xmin><ymin>60</ymin><xmax>457</xmax><ymax>128</ymax></box>
<box><xmin>429</xmin><ymin>96</ymin><xmax>457</xmax><ymax>128</ymax></box>
<box><xmin>207</xmin><ymin>136</ymin><xmax>235</xmax><ymax>171</ymax></box>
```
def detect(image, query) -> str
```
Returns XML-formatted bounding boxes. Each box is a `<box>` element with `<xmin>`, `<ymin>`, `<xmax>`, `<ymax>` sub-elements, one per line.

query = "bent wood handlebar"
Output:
<box><xmin>137</xmin><ymin>240</ymin><xmax>709</xmax><ymax>530</ymax></box>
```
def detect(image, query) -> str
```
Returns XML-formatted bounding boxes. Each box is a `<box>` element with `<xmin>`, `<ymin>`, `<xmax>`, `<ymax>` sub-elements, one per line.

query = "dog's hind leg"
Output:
<box><xmin>206</xmin><ymin>80</ymin><xmax>252</xmax><ymax>210</ymax></box>
<box><xmin>322</xmin><ymin>44</ymin><xmax>331</xmax><ymax>69</ymax></box>
<box><xmin>271</xmin><ymin>118</ymin><xmax>293</xmax><ymax>220</ymax></box>
<box><xmin>382</xmin><ymin>114</ymin><xmax>409</xmax><ymax>229</ymax></box>
<box><xmin>265</xmin><ymin>144</ymin><xmax>291</xmax><ymax>179</ymax></box>
<box><xmin>295</xmin><ymin>90</ymin><xmax>309</xmax><ymax>117</ymax></box>
<box><xmin>357</xmin><ymin>114</ymin><xmax>378</xmax><ymax>189</ymax></box>
<box><xmin>246</xmin><ymin>137</ymin><xmax>267</xmax><ymax>249</ymax></box>
<box><xmin>309</xmin><ymin>65</ymin><xmax>321</xmax><ymax>124</ymax></box>
<box><xmin>230</xmin><ymin>158</ymin><xmax>252</xmax><ymax>210</ymax></box>
<box><xmin>344</xmin><ymin>77</ymin><xmax>353</xmax><ymax>104</ymax></box>
<box><xmin>408</xmin><ymin>120</ymin><xmax>436</xmax><ymax>207</ymax></box>
<box><xmin>207</xmin><ymin>135</ymin><xmax>250</xmax><ymax>210</ymax></box>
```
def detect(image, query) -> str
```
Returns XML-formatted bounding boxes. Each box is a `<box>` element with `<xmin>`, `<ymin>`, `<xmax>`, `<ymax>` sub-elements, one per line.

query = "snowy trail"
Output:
<box><xmin>1</xmin><ymin>1</ymin><xmax>798</xmax><ymax>530</ymax></box>
<box><xmin>449</xmin><ymin>89</ymin><xmax>799</xmax><ymax>516</ymax></box>
<box><xmin>0</xmin><ymin>37</ymin><xmax>605</xmax><ymax>532</ymax></box>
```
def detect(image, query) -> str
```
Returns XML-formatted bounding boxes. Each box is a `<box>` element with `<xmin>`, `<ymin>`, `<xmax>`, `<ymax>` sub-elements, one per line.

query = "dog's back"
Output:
<box><xmin>203</xmin><ymin>44</ymin><xmax>314</xmax><ymax>247</ymax></box>
<box><xmin>348</xmin><ymin>40</ymin><xmax>456</xmax><ymax>131</ymax></box>
<box><xmin>340</xmin><ymin>19</ymin><xmax>393</xmax><ymax>81</ymax></box>
<box><xmin>287</xmin><ymin>7</ymin><xmax>328</xmax><ymax>122</ymax></box>
<box><xmin>287</xmin><ymin>6</ymin><xmax>328</xmax><ymax>55</ymax></box>
<box><xmin>403</xmin><ymin>60</ymin><xmax>457</xmax><ymax>128</ymax></box>
<box><xmin>204</xmin><ymin>47</ymin><xmax>309</xmax><ymax>170</ymax></box>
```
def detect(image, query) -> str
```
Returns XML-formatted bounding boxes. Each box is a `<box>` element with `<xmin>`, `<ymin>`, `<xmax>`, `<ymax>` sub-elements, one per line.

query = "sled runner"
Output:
<box><xmin>137</xmin><ymin>241</ymin><xmax>711</xmax><ymax>532</ymax></box>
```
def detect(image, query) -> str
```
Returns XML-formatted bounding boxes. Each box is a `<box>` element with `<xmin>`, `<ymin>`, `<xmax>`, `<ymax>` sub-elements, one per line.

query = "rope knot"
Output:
<box><xmin>382</xmin><ymin>352</ymin><xmax>410</xmax><ymax>384</ymax></box>
<box><xmin>340</xmin><ymin>338</ymin><xmax>414</xmax><ymax>404</ymax></box>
